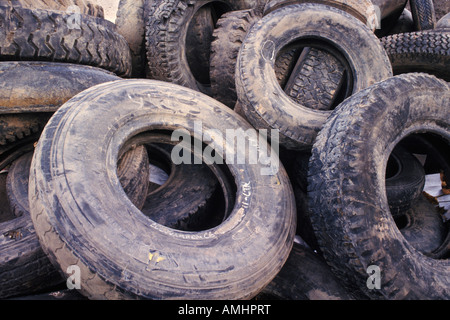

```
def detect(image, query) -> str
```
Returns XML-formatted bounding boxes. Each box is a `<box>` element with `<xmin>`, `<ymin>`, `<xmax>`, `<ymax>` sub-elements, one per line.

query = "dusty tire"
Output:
<box><xmin>209</xmin><ymin>9</ymin><xmax>261</xmax><ymax>108</ymax></box>
<box><xmin>0</xmin><ymin>152</ymin><xmax>63</xmax><ymax>299</ymax></box>
<box><xmin>262</xmin><ymin>0</ymin><xmax>380</xmax><ymax>31</ymax></box>
<box><xmin>409</xmin><ymin>0</ymin><xmax>436</xmax><ymax>31</ymax></box>
<box><xmin>145</xmin><ymin>0</ymin><xmax>250</xmax><ymax>94</ymax></box>
<box><xmin>115</xmin><ymin>0</ymin><xmax>147</xmax><ymax>77</ymax></box>
<box><xmin>0</xmin><ymin>6</ymin><xmax>132</xmax><ymax>77</ymax></box>
<box><xmin>1</xmin><ymin>143</ymin><xmax>150</xmax><ymax>299</ymax></box>
<box><xmin>29</xmin><ymin>79</ymin><xmax>296</xmax><ymax>300</ymax></box>
<box><xmin>307</xmin><ymin>73</ymin><xmax>450</xmax><ymax>299</ymax></box>
<box><xmin>235</xmin><ymin>3</ymin><xmax>393</xmax><ymax>150</ymax></box>
<box><xmin>0</xmin><ymin>61</ymin><xmax>120</xmax><ymax>147</ymax></box>
<box><xmin>1</xmin><ymin>0</ymin><xmax>104</xmax><ymax>17</ymax></box>
<box><xmin>381</xmin><ymin>30</ymin><xmax>450</xmax><ymax>82</ymax></box>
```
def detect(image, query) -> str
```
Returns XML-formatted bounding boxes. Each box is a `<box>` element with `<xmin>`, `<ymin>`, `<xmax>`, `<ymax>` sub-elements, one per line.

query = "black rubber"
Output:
<box><xmin>385</xmin><ymin>145</ymin><xmax>426</xmax><ymax>216</ymax></box>
<box><xmin>381</xmin><ymin>30</ymin><xmax>450</xmax><ymax>82</ymax></box>
<box><xmin>145</xmin><ymin>0</ymin><xmax>248</xmax><ymax>94</ymax></box>
<box><xmin>409</xmin><ymin>0</ymin><xmax>436</xmax><ymax>31</ymax></box>
<box><xmin>29</xmin><ymin>79</ymin><xmax>296</xmax><ymax>300</ymax></box>
<box><xmin>0</xmin><ymin>5</ymin><xmax>132</xmax><ymax>77</ymax></box>
<box><xmin>307</xmin><ymin>73</ymin><xmax>450</xmax><ymax>299</ymax></box>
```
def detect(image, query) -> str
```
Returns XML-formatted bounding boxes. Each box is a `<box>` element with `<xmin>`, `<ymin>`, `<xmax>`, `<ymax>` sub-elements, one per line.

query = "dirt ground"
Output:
<box><xmin>99</xmin><ymin>0</ymin><xmax>449</xmax><ymax>22</ymax></box>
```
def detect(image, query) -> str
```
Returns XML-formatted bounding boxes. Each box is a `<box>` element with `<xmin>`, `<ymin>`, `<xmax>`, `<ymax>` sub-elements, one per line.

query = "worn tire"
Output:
<box><xmin>235</xmin><ymin>3</ymin><xmax>392</xmax><ymax>150</ymax></box>
<box><xmin>145</xmin><ymin>0</ymin><xmax>252</xmax><ymax>95</ymax></box>
<box><xmin>381</xmin><ymin>30</ymin><xmax>450</xmax><ymax>82</ymax></box>
<box><xmin>262</xmin><ymin>0</ymin><xmax>380</xmax><ymax>31</ymax></box>
<box><xmin>29</xmin><ymin>79</ymin><xmax>296</xmax><ymax>300</ymax></box>
<box><xmin>209</xmin><ymin>9</ymin><xmax>261</xmax><ymax>108</ymax></box>
<box><xmin>307</xmin><ymin>73</ymin><xmax>450</xmax><ymax>299</ymax></box>
<box><xmin>1</xmin><ymin>143</ymin><xmax>150</xmax><ymax>299</ymax></box>
<box><xmin>0</xmin><ymin>61</ymin><xmax>120</xmax><ymax>147</ymax></box>
<box><xmin>0</xmin><ymin>6</ymin><xmax>132</xmax><ymax>77</ymax></box>
<box><xmin>115</xmin><ymin>0</ymin><xmax>147</xmax><ymax>77</ymax></box>
<box><xmin>409</xmin><ymin>0</ymin><xmax>436</xmax><ymax>31</ymax></box>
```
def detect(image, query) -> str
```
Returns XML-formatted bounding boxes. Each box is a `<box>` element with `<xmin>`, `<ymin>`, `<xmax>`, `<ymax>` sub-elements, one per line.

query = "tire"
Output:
<box><xmin>121</xmin><ymin>134</ymin><xmax>224</xmax><ymax>232</ymax></box>
<box><xmin>115</xmin><ymin>0</ymin><xmax>147</xmax><ymax>77</ymax></box>
<box><xmin>307</xmin><ymin>73</ymin><xmax>450</xmax><ymax>299</ymax></box>
<box><xmin>396</xmin><ymin>195</ymin><xmax>447</xmax><ymax>255</ymax></box>
<box><xmin>262</xmin><ymin>0</ymin><xmax>380</xmax><ymax>31</ymax></box>
<box><xmin>0</xmin><ymin>61</ymin><xmax>121</xmax><ymax>147</ymax></box>
<box><xmin>1</xmin><ymin>143</ymin><xmax>150</xmax><ymax>299</ymax></box>
<box><xmin>209</xmin><ymin>9</ymin><xmax>261</xmax><ymax>108</ymax></box>
<box><xmin>145</xmin><ymin>0</ymin><xmax>249</xmax><ymax>95</ymax></box>
<box><xmin>256</xmin><ymin>242</ymin><xmax>360</xmax><ymax>300</ymax></box>
<box><xmin>386</xmin><ymin>145</ymin><xmax>426</xmax><ymax>216</ymax></box>
<box><xmin>0</xmin><ymin>5</ymin><xmax>132</xmax><ymax>77</ymax></box>
<box><xmin>381</xmin><ymin>30</ymin><xmax>450</xmax><ymax>82</ymax></box>
<box><xmin>283</xmin><ymin>47</ymin><xmax>347</xmax><ymax>111</ymax></box>
<box><xmin>235</xmin><ymin>3</ymin><xmax>392</xmax><ymax>150</ymax></box>
<box><xmin>1</xmin><ymin>0</ymin><xmax>105</xmax><ymax>17</ymax></box>
<box><xmin>1</xmin><ymin>152</ymin><xmax>62</xmax><ymax>299</ymax></box>
<box><xmin>409</xmin><ymin>0</ymin><xmax>436</xmax><ymax>31</ymax></box>
<box><xmin>29</xmin><ymin>79</ymin><xmax>296</xmax><ymax>300</ymax></box>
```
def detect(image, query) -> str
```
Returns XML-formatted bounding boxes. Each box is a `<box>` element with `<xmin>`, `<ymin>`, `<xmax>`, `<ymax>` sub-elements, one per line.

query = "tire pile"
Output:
<box><xmin>0</xmin><ymin>0</ymin><xmax>449</xmax><ymax>300</ymax></box>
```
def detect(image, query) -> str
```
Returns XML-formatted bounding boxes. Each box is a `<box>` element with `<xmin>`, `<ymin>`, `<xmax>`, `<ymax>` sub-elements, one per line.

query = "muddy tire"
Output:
<box><xmin>381</xmin><ymin>30</ymin><xmax>450</xmax><ymax>82</ymax></box>
<box><xmin>307</xmin><ymin>73</ymin><xmax>450</xmax><ymax>299</ymax></box>
<box><xmin>235</xmin><ymin>3</ymin><xmax>392</xmax><ymax>150</ymax></box>
<box><xmin>115</xmin><ymin>0</ymin><xmax>147</xmax><ymax>77</ymax></box>
<box><xmin>409</xmin><ymin>0</ymin><xmax>436</xmax><ymax>31</ymax></box>
<box><xmin>1</xmin><ymin>0</ymin><xmax>104</xmax><ymax>17</ymax></box>
<box><xmin>145</xmin><ymin>0</ymin><xmax>251</xmax><ymax>94</ymax></box>
<box><xmin>0</xmin><ymin>62</ymin><xmax>120</xmax><ymax>147</ymax></box>
<box><xmin>29</xmin><ymin>79</ymin><xmax>296</xmax><ymax>300</ymax></box>
<box><xmin>0</xmin><ymin>6</ymin><xmax>132</xmax><ymax>77</ymax></box>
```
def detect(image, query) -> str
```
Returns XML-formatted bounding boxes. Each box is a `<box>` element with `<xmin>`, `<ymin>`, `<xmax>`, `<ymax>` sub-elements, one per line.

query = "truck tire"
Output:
<box><xmin>0</xmin><ymin>61</ymin><xmax>120</xmax><ymax>147</ymax></box>
<box><xmin>381</xmin><ymin>30</ymin><xmax>450</xmax><ymax>82</ymax></box>
<box><xmin>0</xmin><ymin>5</ymin><xmax>132</xmax><ymax>77</ymax></box>
<box><xmin>1</xmin><ymin>142</ymin><xmax>150</xmax><ymax>299</ymax></box>
<box><xmin>29</xmin><ymin>79</ymin><xmax>296</xmax><ymax>300</ymax></box>
<box><xmin>235</xmin><ymin>3</ymin><xmax>392</xmax><ymax>150</ymax></box>
<box><xmin>307</xmin><ymin>73</ymin><xmax>450</xmax><ymax>299</ymax></box>
<box><xmin>145</xmin><ymin>0</ymin><xmax>251</xmax><ymax>95</ymax></box>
